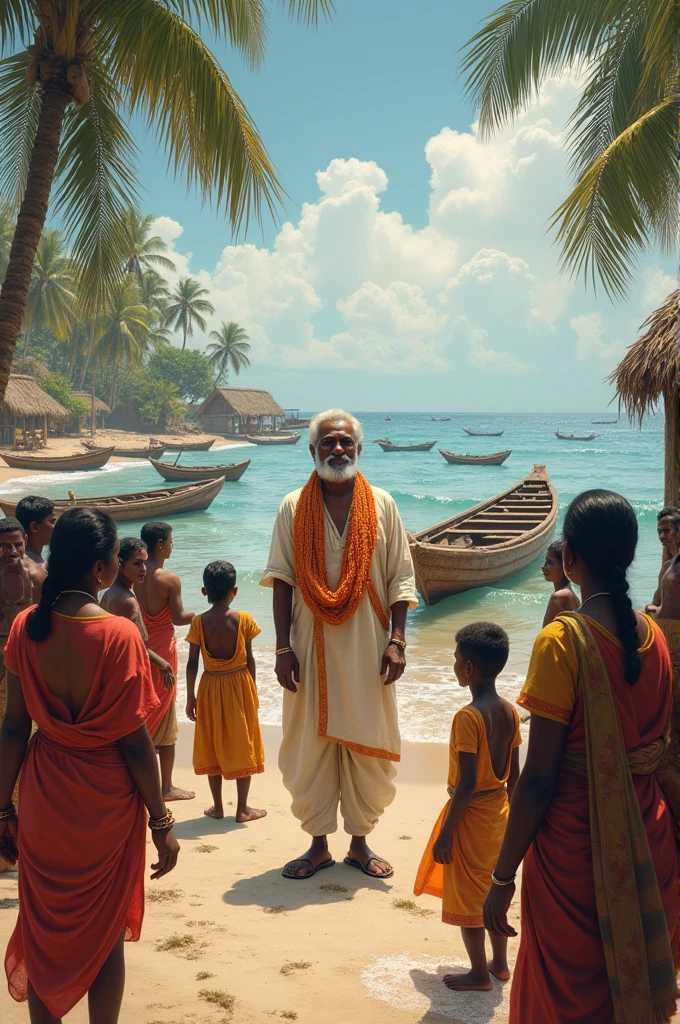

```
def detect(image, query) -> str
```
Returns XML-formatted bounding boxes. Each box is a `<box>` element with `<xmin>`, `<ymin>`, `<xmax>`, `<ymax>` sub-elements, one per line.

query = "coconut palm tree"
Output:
<box><xmin>0</xmin><ymin>2</ymin><xmax>333</xmax><ymax>406</ymax></box>
<box><xmin>165</xmin><ymin>277</ymin><xmax>215</xmax><ymax>350</ymax></box>
<box><xmin>95</xmin><ymin>279</ymin><xmax>150</xmax><ymax>407</ymax></box>
<box><xmin>461</xmin><ymin>2</ymin><xmax>680</xmax><ymax>299</ymax></box>
<box><xmin>207</xmin><ymin>320</ymin><xmax>251</xmax><ymax>385</ymax></box>
<box><xmin>0</xmin><ymin>200</ymin><xmax>14</xmax><ymax>285</ymax></box>
<box><xmin>138</xmin><ymin>270</ymin><xmax>171</xmax><ymax>348</ymax></box>
<box><xmin>22</xmin><ymin>228</ymin><xmax>76</xmax><ymax>358</ymax></box>
<box><xmin>120</xmin><ymin>209</ymin><xmax>175</xmax><ymax>282</ymax></box>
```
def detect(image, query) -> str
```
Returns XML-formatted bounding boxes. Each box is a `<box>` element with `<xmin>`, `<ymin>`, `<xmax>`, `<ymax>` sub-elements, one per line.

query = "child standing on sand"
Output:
<box><xmin>185</xmin><ymin>560</ymin><xmax>266</xmax><ymax>823</ymax></box>
<box><xmin>414</xmin><ymin>622</ymin><xmax>521</xmax><ymax>992</ymax></box>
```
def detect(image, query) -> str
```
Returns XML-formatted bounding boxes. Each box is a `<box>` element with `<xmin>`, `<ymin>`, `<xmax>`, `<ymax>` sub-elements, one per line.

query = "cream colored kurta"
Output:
<box><xmin>260</xmin><ymin>483</ymin><xmax>418</xmax><ymax>762</ymax></box>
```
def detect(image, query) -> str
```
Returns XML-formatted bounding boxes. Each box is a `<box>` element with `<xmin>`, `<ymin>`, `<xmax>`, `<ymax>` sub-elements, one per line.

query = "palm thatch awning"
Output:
<box><xmin>3</xmin><ymin>375</ymin><xmax>70</xmax><ymax>421</ymax></box>
<box><xmin>72</xmin><ymin>392</ymin><xmax>111</xmax><ymax>415</ymax></box>
<box><xmin>197</xmin><ymin>386</ymin><xmax>285</xmax><ymax>419</ymax></box>
<box><xmin>608</xmin><ymin>290</ymin><xmax>679</xmax><ymax>423</ymax></box>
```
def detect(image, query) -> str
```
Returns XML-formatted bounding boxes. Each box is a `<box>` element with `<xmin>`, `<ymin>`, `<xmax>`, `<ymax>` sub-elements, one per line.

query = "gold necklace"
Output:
<box><xmin>53</xmin><ymin>589</ymin><xmax>100</xmax><ymax>606</ymax></box>
<box><xmin>579</xmin><ymin>592</ymin><xmax>611</xmax><ymax>611</ymax></box>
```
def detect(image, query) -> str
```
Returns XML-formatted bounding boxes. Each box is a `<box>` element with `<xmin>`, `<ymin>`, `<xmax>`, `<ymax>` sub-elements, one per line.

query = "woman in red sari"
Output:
<box><xmin>0</xmin><ymin>507</ymin><xmax>180</xmax><ymax>1023</ymax></box>
<box><xmin>485</xmin><ymin>490</ymin><xmax>680</xmax><ymax>1024</ymax></box>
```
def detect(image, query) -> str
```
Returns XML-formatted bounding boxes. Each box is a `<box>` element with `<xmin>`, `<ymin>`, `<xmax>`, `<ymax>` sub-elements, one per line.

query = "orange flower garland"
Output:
<box><xmin>294</xmin><ymin>470</ymin><xmax>390</xmax><ymax>745</ymax></box>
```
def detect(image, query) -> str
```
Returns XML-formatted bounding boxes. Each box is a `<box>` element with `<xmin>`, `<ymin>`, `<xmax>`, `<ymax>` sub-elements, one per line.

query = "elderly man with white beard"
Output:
<box><xmin>261</xmin><ymin>409</ymin><xmax>417</xmax><ymax>880</ymax></box>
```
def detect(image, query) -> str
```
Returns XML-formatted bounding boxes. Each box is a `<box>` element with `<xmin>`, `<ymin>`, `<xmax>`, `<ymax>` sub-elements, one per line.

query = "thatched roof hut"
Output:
<box><xmin>609</xmin><ymin>290</ymin><xmax>679</xmax><ymax>505</ymax></box>
<box><xmin>0</xmin><ymin>374</ymin><xmax>70</xmax><ymax>447</ymax></box>
<box><xmin>197</xmin><ymin>386</ymin><xmax>285</xmax><ymax>435</ymax></box>
<box><xmin>72</xmin><ymin>392</ymin><xmax>111</xmax><ymax>416</ymax></box>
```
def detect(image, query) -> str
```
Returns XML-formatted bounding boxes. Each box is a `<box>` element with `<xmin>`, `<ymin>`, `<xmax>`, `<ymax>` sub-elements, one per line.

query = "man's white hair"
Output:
<box><xmin>309</xmin><ymin>408</ymin><xmax>363</xmax><ymax>448</ymax></box>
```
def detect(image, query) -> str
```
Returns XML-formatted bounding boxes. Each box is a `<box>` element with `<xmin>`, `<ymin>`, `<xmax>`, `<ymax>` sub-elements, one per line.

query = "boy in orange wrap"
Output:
<box><xmin>185</xmin><ymin>561</ymin><xmax>266</xmax><ymax>824</ymax></box>
<box><xmin>414</xmin><ymin>622</ymin><xmax>521</xmax><ymax>992</ymax></box>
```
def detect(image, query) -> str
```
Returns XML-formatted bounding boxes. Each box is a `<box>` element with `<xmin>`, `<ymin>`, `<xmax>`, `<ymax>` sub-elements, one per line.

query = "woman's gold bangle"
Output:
<box><xmin>0</xmin><ymin>803</ymin><xmax>16</xmax><ymax>821</ymax></box>
<box><xmin>149</xmin><ymin>810</ymin><xmax>175</xmax><ymax>831</ymax></box>
<box><xmin>275</xmin><ymin>646</ymin><xmax>294</xmax><ymax>656</ymax></box>
<box><xmin>491</xmin><ymin>869</ymin><xmax>516</xmax><ymax>886</ymax></box>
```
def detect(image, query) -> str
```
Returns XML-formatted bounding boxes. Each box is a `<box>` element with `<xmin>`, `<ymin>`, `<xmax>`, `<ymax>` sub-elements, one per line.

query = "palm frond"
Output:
<box><xmin>638</xmin><ymin>0</ymin><xmax>680</xmax><ymax>99</ymax></box>
<box><xmin>53</xmin><ymin>56</ymin><xmax>140</xmax><ymax>314</ymax></box>
<box><xmin>172</xmin><ymin>0</ymin><xmax>268</xmax><ymax>68</ymax></box>
<box><xmin>0</xmin><ymin>51</ymin><xmax>41</xmax><ymax>212</ymax></box>
<box><xmin>278</xmin><ymin>0</ymin><xmax>335</xmax><ymax>25</ymax></box>
<box><xmin>460</xmin><ymin>0</ymin><xmax>630</xmax><ymax>137</ymax></box>
<box><xmin>101</xmin><ymin>0</ymin><xmax>284</xmax><ymax>233</ymax></box>
<box><xmin>552</xmin><ymin>96</ymin><xmax>680</xmax><ymax>299</ymax></box>
<box><xmin>0</xmin><ymin>0</ymin><xmax>34</xmax><ymax>50</ymax></box>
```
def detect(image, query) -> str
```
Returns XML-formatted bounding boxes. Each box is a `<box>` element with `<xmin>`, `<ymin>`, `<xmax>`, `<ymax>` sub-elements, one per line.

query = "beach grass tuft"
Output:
<box><xmin>280</xmin><ymin>960</ymin><xmax>312</xmax><ymax>976</ymax></box>
<box><xmin>147</xmin><ymin>887</ymin><xmax>183</xmax><ymax>903</ymax></box>
<box><xmin>156</xmin><ymin>934</ymin><xmax>196</xmax><ymax>952</ymax></box>
<box><xmin>196</xmin><ymin>971</ymin><xmax>214</xmax><ymax>981</ymax></box>
<box><xmin>264</xmin><ymin>905</ymin><xmax>286</xmax><ymax>914</ymax></box>
<box><xmin>280</xmin><ymin>1013</ymin><xmax>298</xmax><ymax>1020</ymax></box>
<box><xmin>199</xmin><ymin>988</ymin><xmax>235</xmax><ymax>1012</ymax></box>
<box><xmin>392</xmin><ymin>897</ymin><xmax>435</xmax><ymax>918</ymax></box>
<box><xmin>319</xmin><ymin>883</ymin><xmax>348</xmax><ymax>893</ymax></box>
<box><xmin>246</xmin><ymin>846</ymin><xmax>257</xmax><ymax>853</ymax></box>
<box><xmin>195</xmin><ymin>843</ymin><xmax>218</xmax><ymax>853</ymax></box>
<box><xmin>397</xmin><ymin>834</ymin><xmax>412</xmax><ymax>840</ymax></box>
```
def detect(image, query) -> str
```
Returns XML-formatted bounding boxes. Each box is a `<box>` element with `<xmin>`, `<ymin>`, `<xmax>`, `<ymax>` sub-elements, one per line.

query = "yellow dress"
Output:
<box><xmin>187</xmin><ymin>610</ymin><xmax>264</xmax><ymax>780</ymax></box>
<box><xmin>414</xmin><ymin>704</ymin><xmax>521</xmax><ymax>926</ymax></box>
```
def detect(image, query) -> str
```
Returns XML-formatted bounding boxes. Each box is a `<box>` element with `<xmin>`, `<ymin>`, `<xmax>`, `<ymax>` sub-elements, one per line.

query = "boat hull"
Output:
<box><xmin>462</xmin><ymin>429</ymin><xmax>504</xmax><ymax>436</ymax></box>
<box><xmin>244</xmin><ymin>434</ymin><xmax>301</xmax><ymax>445</ymax></box>
<box><xmin>1</xmin><ymin>447</ymin><xmax>115</xmax><ymax>471</ymax></box>
<box><xmin>555</xmin><ymin>432</ymin><xmax>596</xmax><ymax>441</ymax></box>
<box><xmin>409</xmin><ymin>465</ymin><xmax>557</xmax><ymax>605</ymax></box>
<box><xmin>377</xmin><ymin>441</ymin><xmax>437</xmax><ymax>452</ymax></box>
<box><xmin>439</xmin><ymin>449</ymin><xmax>511</xmax><ymax>466</ymax></box>
<box><xmin>82</xmin><ymin>442</ymin><xmax>166</xmax><ymax>459</ymax></box>
<box><xmin>151</xmin><ymin>438</ymin><xmax>215</xmax><ymax>452</ymax></box>
<box><xmin>149</xmin><ymin>458</ymin><xmax>250</xmax><ymax>482</ymax></box>
<box><xmin>0</xmin><ymin>477</ymin><xmax>225</xmax><ymax>523</ymax></box>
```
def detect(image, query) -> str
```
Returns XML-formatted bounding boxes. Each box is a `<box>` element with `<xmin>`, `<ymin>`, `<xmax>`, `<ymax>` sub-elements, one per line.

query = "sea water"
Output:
<box><xmin>0</xmin><ymin>412</ymin><xmax>664</xmax><ymax>742</ymax></box>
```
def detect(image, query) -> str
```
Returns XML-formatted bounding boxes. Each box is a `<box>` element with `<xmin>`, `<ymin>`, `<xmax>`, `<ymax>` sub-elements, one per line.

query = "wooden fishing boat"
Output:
<box><xmin>377</xmin><ymin>440</ymin><xmax>437</xmax><ymax>452</ymax></box>
<box><xmin>439</xmin><ymin>449</ymin><xmax>512</xmax><ymax>466</ymax></box>
<box><xmin>0</xmin><ymin>476</ymin><xmax>225</xmax><ymax>523</ymax></box>
<box><xmin>462</xmin><ymin>427</ymin><xmax>505</xmax><ymax>437</ymax></box>
<box><xmin>0</xmin><ymin>446</ymin><xmax>115</xmax><ymax>471</ymax></box>
<box><xmin>555</xmin><ymin>430</ymin><xmax>597</xmax><ymax>441</ymax></box>
<box><xmin>244</xmin><ymin>433</ymin><xmax>301</xmax><ymax>446</ymax></box>
<box><xmin>150</xmin><ymin>437</ymin><xmax>215</xmax><ymax>452</ymax></box>
<box><xmin>591</xmin><ymin>418</ymin><xmax>619</xmax><ymax>425</ymax></box>
<box><xmin>149</xmin><ymin>458</ymin><xmax>250</xmax><ymax>482</ymax></box>
<box><xmin>431</xmin><ymin>417</ymin><xmax>451</xmax><ymax>422</ymax></box>
<box><xmin>82</xmin><ymin>440</ymin><xmax>166</xmax><ymax>459</ymax></box>
<box><xmin>409</xmin><ymin>465</ymin><xmax>557</xmax><ymax>605</ymax></box>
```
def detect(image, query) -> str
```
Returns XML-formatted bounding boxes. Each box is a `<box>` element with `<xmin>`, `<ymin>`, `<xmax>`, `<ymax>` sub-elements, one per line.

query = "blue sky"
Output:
<box><xmin>135</xmin><ymin>1</ymin><xmax>675</xmax><ymax>413</ymax></box>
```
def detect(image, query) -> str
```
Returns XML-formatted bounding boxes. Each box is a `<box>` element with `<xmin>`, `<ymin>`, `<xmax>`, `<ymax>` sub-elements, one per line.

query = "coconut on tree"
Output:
<box><xmin>207</xmin><ymin>321</ymin><xmax>251</xmax><ymax>385</ymax></box>
<box><xmin>165</xmin><ymin>277</ymin><xmax>215</xmax><ymax>350</ymax></box>
<box><xmin>0</xmin><ymin>0</ymin><xmax>332</xmax><ymax>404</ymax></box>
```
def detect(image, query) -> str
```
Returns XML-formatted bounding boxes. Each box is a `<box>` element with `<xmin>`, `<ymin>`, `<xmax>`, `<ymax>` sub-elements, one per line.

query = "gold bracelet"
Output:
<box><xmin>0</xmin><ymin>803</ymin><xmax>16</xmax><ymax>821</ymax></box>
<box><xmin>388</xmin><ymin>637</ymin><xmax>407</xmax><ymax>650</ymax></box>
<box><xmin>491</xmin><ymin>869</ymin><xmax>516</xmax><ymax>886</ymax></box>
<box><xmin>149</xmin><ymin>810</ymin><xmax>175</xmax><ymax>831</ymax></box>
<box><xmin>275</xmin><ymin>646</ymin><xmax>294</xmax><ymax>656</ymax></box>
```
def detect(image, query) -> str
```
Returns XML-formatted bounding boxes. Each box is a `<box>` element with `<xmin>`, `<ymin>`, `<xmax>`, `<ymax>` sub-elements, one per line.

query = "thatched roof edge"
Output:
<box><xmin>3</xmin><ymin>375</ymin><xmax>70</xmax><ymax>421</ymax></box>
<box><xmin>609</xmin><ymin>290</ymin><xmax>680</xmax><ymax>424</ymax></box>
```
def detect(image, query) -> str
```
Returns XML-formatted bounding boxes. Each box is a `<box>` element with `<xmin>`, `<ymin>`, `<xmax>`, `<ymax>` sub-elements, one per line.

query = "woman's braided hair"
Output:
<box><xmin>27</xmin><ymin>507</ymin><xmax>117</xmax><ymax>643</ymax></box>
<box><xmin>563</xmin><ymin>489</ymin><xmax>641</xmax><ymax>685</ymax></box>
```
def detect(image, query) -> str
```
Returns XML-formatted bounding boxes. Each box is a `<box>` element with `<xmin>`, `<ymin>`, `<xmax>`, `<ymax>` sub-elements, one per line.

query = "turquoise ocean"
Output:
<box><xmin>0</xmin><ymin>412</ymin><xmax>665</xmax><ymax>743</ymax></box>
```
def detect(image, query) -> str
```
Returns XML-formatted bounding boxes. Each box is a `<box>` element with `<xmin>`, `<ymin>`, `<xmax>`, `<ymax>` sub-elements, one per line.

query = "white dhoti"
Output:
<box><xmin>261</xmin><ymin>482</ymin><xmax>417</xmax><ymax>836</ymax></box>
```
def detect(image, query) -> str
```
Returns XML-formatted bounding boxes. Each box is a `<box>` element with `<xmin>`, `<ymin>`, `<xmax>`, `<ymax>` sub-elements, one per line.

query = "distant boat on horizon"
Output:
<box><xmin>591</xmin><ymin>417</ymin><xmax>620</xmax><ymax>424</ymax></box>
<box><xmin>462</xmin><ymin>427</ymin><xmax>505</xmax><ymax>437</ymax></box>
<box><xmin>555</xmin><ymin>430</ymin><xmax>597</xmax><ymax>441</ymax></box>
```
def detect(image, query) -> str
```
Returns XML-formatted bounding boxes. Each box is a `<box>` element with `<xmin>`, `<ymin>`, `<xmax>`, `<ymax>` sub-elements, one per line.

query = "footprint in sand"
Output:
<box><xmin>361</xmin><ymin>953</ymin><xmax>509</xmax><ymax>1022</ymax></box>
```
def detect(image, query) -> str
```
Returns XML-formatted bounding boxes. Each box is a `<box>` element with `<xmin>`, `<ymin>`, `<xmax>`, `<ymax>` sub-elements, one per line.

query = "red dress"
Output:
<box><xmin>514</xmin><ymin>616</ymin><xmax>679</xmax><ymax>1023</ymax></box>
<box><xmin>3</xmin><ymin>608</ymin><xmax>158</xmax><ymax>1017</ymax></box>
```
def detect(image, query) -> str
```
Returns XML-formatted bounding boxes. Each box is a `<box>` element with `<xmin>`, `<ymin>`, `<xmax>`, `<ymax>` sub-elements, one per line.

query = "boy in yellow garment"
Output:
<box><xmin>185</xmin><ymin>560</ymin><xmax>266</xmax><ymax>823</ymax></box>
<box><xmin>414</xmin><ymin>622</ymin><xmax>521</xmax><ymax>992</ymax></box>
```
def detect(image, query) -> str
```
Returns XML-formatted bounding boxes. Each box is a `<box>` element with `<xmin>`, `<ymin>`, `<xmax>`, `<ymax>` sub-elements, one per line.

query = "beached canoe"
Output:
<box><xmin>461</xmin><ymin>428</ymin><xmax>505</xmax><ymax>437</ymax></box>
<box><xmin>150</xmin><ymin>437</ymin><xmax>215</xmax><ymax>452</ymax></box>
<box><xmin>377</xmin><ymin>440</ymin><xmax>437</xmax><ymax>452</ymax></box>
<box><xmin>0</xmin><ymin>447</ymin><xmax>115</xmax><ymax>471</ymax></box>
<box><xmin>244</xmin><ymin>433</ymin><xmax>301</xmax><ymax>446</ymax></box>
<box><xmin>82</xmin><ymin>441</ymin><xmax>166</xmax><ymax>459</ymax></box>
<box><xmin>408</xmin><ymin>465</ymin><xmax>557</xmax><ymax>605</ymax></box>
<box><xmin>439</xmin><ymin>449</ymin><xmax>512</xmax><ymax>466</ymax></box>
<box><xmin>555</xmin><ymin>430</ymin><xmax>597</xmax><ymax>441</ymax></box>
<box><xmin>0</xmin><ymin>477</ymin><xmax>225</xmax><ymax>523</ymax></box>
<box><xmin>149</xmin><ymin>458</ymin><xmax>251</xmax><ymax>482</ymax></box>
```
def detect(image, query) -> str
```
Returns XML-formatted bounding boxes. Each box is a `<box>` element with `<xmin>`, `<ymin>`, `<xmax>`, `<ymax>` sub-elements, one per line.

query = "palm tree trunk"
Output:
<box><xmin>0</xmin><ymin>82</ymin><xmax>70</xmax><ymax>404</ymax></box>
<box><xmin>21</xmin><ymin>321</ymin><xmax>33</xmax><ymax>359</ymax></box>
<box><xmin>79</xmin><ymin>337</ymin><xmax>95</xmax><ymax>390</ymax></box>
<box><xmin>182</xmin><ymin>321</ymin><xmax>187</xmax><ymax>350</ymax></box>
<box><xmin>109</xmin><ymin>363</ymin><xmax>118</xmax><ymax>409</ymax></box>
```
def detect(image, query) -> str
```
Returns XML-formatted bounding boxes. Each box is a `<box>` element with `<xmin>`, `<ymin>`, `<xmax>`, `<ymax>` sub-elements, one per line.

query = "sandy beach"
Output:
<box><xmin>0</xmin><ymin>725</ymin><xmax>520</xmax><ymax>1024</ymax></box>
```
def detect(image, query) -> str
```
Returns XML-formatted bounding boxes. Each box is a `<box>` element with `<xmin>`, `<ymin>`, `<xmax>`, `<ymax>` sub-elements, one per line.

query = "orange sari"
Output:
<box><xmin>3</xmin><ymin>608</ymin><xmax>158</xmax><ymax>1017</ymax></box>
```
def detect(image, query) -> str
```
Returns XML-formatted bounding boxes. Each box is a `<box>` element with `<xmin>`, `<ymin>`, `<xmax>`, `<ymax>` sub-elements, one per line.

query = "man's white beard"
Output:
<box><xmin>315</xmin><ymin>452</ymin><xmax>359</xmax><ymax>483</ymax></box>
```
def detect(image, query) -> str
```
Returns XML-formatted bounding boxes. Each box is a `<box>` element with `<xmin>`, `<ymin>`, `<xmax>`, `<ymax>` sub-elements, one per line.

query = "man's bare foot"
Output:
<box><xmin>282</xmin><ymin>840</ymin><xmax>333</xmax><ymax>879</ymax></box>
<box><xmin>487</xmin><ymin>960</ymin><xmax>510</xmax><ymax>981</ymax></box>
<box><xmin>347</xmin><ymin>838</ymin><xmax>393</xmax><ymax>877</ymax></box>
<box><xmin>163</xmin><ymin>786</ymin><xmax>195</xmax><ymax>801</ymax></box>
<box><xmin>204</xmin><ymin>806</ymin><xmax>224</xmax><ymax>819</ymax></box>
<box><xmin>443</xmin><ymin>971</ymin><xmax>493</xmax><ymax>992</ymax></box>
<box><xmin>235</xmin><ymin>806</ymin><xmax>267</xmax><ymax>823</ymax></box>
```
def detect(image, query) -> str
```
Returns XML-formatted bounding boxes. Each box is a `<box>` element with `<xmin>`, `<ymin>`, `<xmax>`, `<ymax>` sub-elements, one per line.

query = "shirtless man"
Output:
<box><xmin>101</xmin><ymin>537</ymin><xmax>175</xmax><ymax>688</ymax></box>
<box><xmin>541</xmin><ymin>540</ymin><xmax>579</xmax><ymax>626</ymax></box>
<box><xmin>135</xmin><ymin>522</ymin><xmax>195</xmax><ymax>801</ymax></box>
<box><xmin>646</xmin><ymin>508</ymin><xmax>680</xmax><ymax>615</ymax></box>
<box><xmin>15</xmin><ymin>496</ymin><xmax>56</xmax><ymax>565</ymax></box>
